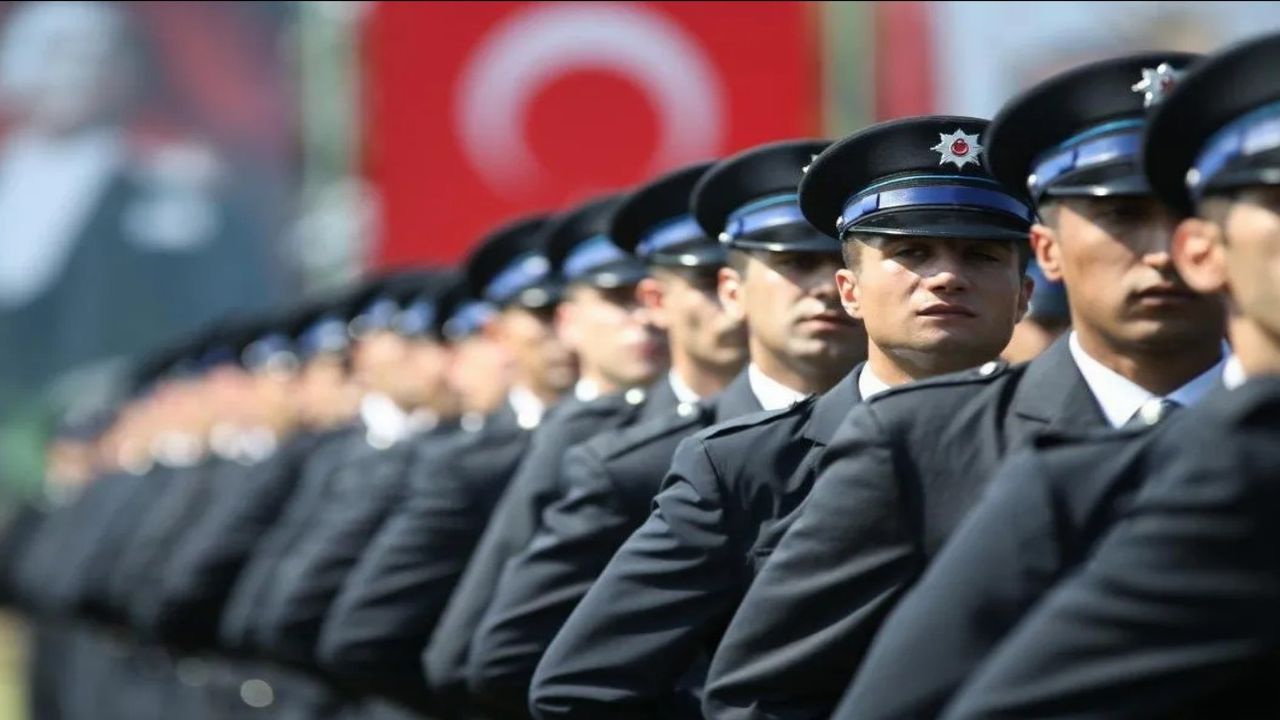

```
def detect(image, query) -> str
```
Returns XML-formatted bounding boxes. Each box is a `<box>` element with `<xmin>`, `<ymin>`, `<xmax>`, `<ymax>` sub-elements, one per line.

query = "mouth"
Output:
<box><xmin>800</xmin><ymin>311</ymin><xmax>857</xmax><ymax>328</ymax></box>
<box><xmin>917</xmin><ymin>303</ymin><xmax>977</xmax><ymax>319</ymax></box>
<box><xmin>1131</xmin><ymin>284</ymin><xmax>1199</xmax><ymax>306</ymax></box>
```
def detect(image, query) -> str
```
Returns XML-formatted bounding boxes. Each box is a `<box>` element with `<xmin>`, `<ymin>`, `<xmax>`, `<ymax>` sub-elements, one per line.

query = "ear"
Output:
<box><xmin>1029</xmin><ymin>223</ymin><xmax>1063</xmax><ymax>282</ymax></box>
<box><xmin>1172</xmin><ymin>216</ymin><xmax>1229</xmax><ymax>295</ymax></box>
<box><xmin>635</xmin><ymin>276</ymin><xmax>670</xmax><ymax>330</ymax></box>
<box><xmin>1016</xmin><ymin>274</ymin><xmax>1035</xmax><ymax>324</ymax></box>
<box><xmin>834</xmin><ymin>268</ymin><xmax>864</xmax><ymax>320</ymax></box>
<box><xmin>717</xmin><ymin>265</ymin><xmax>747</xmax><ymax>323</ymax></box>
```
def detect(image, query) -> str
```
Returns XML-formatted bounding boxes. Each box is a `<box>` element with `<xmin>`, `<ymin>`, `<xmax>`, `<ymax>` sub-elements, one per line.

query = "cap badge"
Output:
<box><xmin>931</xmin><ymin>129</ymin><xmax>983</xmax><ymax>169</ymax></box>
<box><xmin>1131</xmin><ymin>62</ymin><xmax>1183</xmax><ymax>108</ymax></box>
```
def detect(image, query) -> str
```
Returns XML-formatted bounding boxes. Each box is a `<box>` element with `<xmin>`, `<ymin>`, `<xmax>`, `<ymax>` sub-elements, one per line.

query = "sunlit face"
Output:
<box><xmin>394</xmin><ymin>337</ymin><xmax>457</xmax><ymax>413</ymax></box>
<box><xmin>498</xmin><ymin>305</ymin><xmax>577</xmax><ymax>394</ymax></box>
<box><xmin>720</xmin><ymin>251</ymin><xmax>866</xmax><ymax>376</ymax></box>
<box><xmin>646</xmin><ymin>267</ymin><xmax>747</xmax><ymax>375</ymax></box>
<box><xmin>1034</xmin><ymin>197</ymin><xmax>1224</xmax><ymax>353</ymax></box>
<box><xmin>557</xmin><ymin>283</ymin><xmax>667</xmax><ymax>389</ymax></box>
<box><xmin>1217</xmin><ymin>187</ymin><xmax>1280</xmax><ymax>341</ymax></box>
<box><xmin>351</xmin><ymin>330</ymin><xmax>409</xmax><ymax>398</ymax></box>
<box><xmin>448</xmin><ymin>333</ymin><xmax>512</xmax><ymax>414</ymax></box>
<box><xmin>839</xmin><ymin>235</ymin><xmax>1029</xmax><ymax>371</ymax></box>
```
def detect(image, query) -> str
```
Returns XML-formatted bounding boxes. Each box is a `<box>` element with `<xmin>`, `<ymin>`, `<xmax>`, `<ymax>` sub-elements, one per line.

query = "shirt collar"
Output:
<box><xmin>747</xmin><ymin>363</ymin><xmax>810</xmax><ymax>411</ymax></box>
<box><xmin>1222</xmin><ymin>354</ymin><xmax>1248</xmax><ymax>390</ymax></box>
<box><xmin>667</xmin><ymin>370</ymin><xmax>703</xmax><ymax>405</ymax></box>
<box><xmin>1069</xmin><ymin>331</ymin><xmax>1228</xmax><ymax>428</ymax></box>
<box><xmin>857</xmin><ymin>364</ymin><xmax>893</xmax><ymax>401</ymax></box>
<box><xmin>508</xmin><ymin>385</ymin><xmax>548</xmax><ymax>429</ymax></box>
<box><xmin>574</xmin><ymin>378</ymin><xmax>601</xmax><ymax>403</ymax></box>
<box><xmin>360</xmin><ymin>392</ymin><xmax>438</xmax><ymax>448</ymax></box>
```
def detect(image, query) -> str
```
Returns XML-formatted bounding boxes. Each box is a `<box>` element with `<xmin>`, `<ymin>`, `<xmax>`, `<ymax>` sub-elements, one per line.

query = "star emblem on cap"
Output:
<box><xmin>931</xmin><ymin>129</ymin><xmax>983</xmax><ymax>169</ymax></box>
<box><xmin>1131</xmin><ymin>62</ymin><xmax>1183</xmax><ymax>108</ymax></box>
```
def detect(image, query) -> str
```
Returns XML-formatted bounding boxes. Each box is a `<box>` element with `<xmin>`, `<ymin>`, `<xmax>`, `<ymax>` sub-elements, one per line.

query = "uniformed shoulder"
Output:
<box><xmin>1029</xmin><ymin>424</ymin><xmax>1151</xmax><ymax>451</ymax></box>
<box><xmin>864</xmin><ymin>360</ymin><xmax>1017</xmax><ymax>409</ymax></box>
<box><xmin>1206</xmin><ymin>378</ymin><xmax>1280</xmax><ymax>427</ymax></box>
<box><xmin>695</xmin><ymin>397</ymin><xmax>818</xmax><ymax>444</ymax></box>
<box><xmin>586</xmin><ymin>403</ymin><xmax>716</xmax><ymax>461</ymax></box>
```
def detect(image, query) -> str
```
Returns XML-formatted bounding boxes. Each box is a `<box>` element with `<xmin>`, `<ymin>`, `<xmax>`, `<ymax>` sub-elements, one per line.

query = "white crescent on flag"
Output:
<box><xmin>456</xmin><ymin>2</ymin><xmax>725</xmax><ymax>196</ymax></box>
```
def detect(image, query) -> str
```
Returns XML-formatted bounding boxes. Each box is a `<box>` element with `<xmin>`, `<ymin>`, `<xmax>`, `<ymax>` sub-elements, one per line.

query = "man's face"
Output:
<box><xmin>558</xmin><ymin>284</ymin><xmax>667</xmax><ymax>389</ymax></box>
<box><xmin>351</xmin><ymin>330</ymin><xmax>408</xmax><ymax>398</ymax></box>
<box><xmin>448</xmin><ymin>334</ymin><xmax>512</xmax><ymax>414</ymax></box>
<box><xmin>721</xmin><ymin>251</ymin><xmax>866</xmax><ymax>375</ymax></box>
<box><xmin>297</xmin><ymin>355</ymin><xmax>358</xmax><ymax>427</ymax></box>
<box><xmin>839</xmin><ymin>236</ymin><xmax>1029</xmax><ymax>371</ymax></box>
<box><xmin>499</xmin><ymin>305</ymin><xmax>578</xmax><ymax>393</ymax></box>
<box><xmin>395</xmin><ymin>337</ymin><xmax>457</xmax><ymax>413</ymax></box>
<box><xmin>650</xmin><ymin>268</ymin><xmax>747</xmax><ymax>375</ymax></box>
<box><xmin>1218</xmin><ymin>187</ymin><xmax>1280</xmax><ymax>340</ymax></box>
<box><xmin>1035</xmin><ymin>197</ymin><xmax>1224</xmax><ymax>352</ymax></box>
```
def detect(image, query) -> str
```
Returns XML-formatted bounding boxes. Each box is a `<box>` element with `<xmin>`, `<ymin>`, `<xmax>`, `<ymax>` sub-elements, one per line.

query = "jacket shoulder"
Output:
<box><xmin>696</xmin><ymin>397</ymin><xmax>817</xmax><ymax>444</ymax></box>
<box><xmin>589</xmin><ymin>404</ymin><xmax>717</xmax><ymax>462</ymax></box>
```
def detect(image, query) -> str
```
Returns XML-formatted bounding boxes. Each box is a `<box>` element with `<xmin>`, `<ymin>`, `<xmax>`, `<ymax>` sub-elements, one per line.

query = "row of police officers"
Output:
<box><xmin>5</xmin><ymin>33</ymin><xmax>1280</xmax><ymax>719</ymax></box>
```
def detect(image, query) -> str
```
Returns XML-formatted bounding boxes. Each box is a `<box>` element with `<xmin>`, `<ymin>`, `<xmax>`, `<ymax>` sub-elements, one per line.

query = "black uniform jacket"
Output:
<box><xmin>530</xmin><ymin>367</ymin><xmax>863</xmax><ymax>720</ymax></box>
<box><xmin>703</xmin><ymin>338</ymin><xmax>1107</xmax><ymax>720</ymax></box>
<box><xmin>423</xmin><ymin>377</ymin><xmax>679</xmax><ymax>706</ymax></box>
<box><xmin>466</xmin><ymin>371</ymin><xmax>761</xmax><ymax>716</ymax></box>
<box><xmin>937</xmin><ymin>378</ymin><xmax>1280</xmax><ymax>720</ymax></box>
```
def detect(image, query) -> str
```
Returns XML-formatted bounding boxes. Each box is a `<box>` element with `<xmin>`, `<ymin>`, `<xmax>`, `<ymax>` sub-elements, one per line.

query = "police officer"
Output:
<box><xmin>423</xmin><ymin>194</ymin><xmax>678</xmax><ymax>710</ymax></box>
<box><xmin>314</xmin><ymin>216</ymin><xmax>570</xmax><ymax>715</ymax></box>
<box><xmin>704</xmin><ymin>55</ymin><xmax>1230</xmax><ymax>720</ymax></box>
<box><xmin>530</xmin><ymin>116</ymin><xmax>1027</xmax><ymax>717</ymax></box>
<box><xmin>921</xmin><ymin>33</ymin><xmax>1280</xmax><ymax>719</ymax></box>
<box><xmin>463</xmin><ymin>161</ymin><xmax>750</xmax><ymax>716</ymax></box>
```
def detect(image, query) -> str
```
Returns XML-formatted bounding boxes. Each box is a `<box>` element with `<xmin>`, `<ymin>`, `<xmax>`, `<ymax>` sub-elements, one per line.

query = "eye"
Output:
<box><xmin>891</xmin><ymin>245</ymin><xmax>928</xmax><ymax>260</ymax></box>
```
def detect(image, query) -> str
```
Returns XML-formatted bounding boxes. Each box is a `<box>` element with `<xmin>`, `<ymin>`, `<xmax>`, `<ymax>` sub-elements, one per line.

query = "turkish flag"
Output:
<box><xmin>360</xmin><ymin>1</ymin><xmax>820</xmax><ymax>268</ymax></box>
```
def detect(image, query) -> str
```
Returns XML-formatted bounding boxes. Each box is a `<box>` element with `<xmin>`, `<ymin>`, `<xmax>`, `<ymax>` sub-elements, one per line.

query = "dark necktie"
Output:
<box><xmin>1125</xmin><ymin>397</ymin><xmax>1182</xmax><ymax>428</ymax></box>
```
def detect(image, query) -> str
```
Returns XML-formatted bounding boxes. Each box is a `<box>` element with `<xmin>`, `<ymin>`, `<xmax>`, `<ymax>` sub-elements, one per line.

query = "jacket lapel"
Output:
<box><xmin>714</xmin><ymin>370</ymin><xmax>763</xmax><ymax>423</ymax></box>
<box><xmin>1009</xmin><ymin>335</ymin><xmax>1106</xmax><ymax>433</ymax></box>
<box><xmin>801</xmin><ymin>363</ymin><xmax>864</xmax><ymax>446</ymax></box>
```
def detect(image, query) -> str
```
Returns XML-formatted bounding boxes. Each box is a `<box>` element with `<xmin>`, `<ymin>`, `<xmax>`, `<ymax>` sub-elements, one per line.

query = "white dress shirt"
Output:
<box><xmin>509</xmin><ymin>385</ymin><xmax>549</xmax><ymax>430</ymax></box>
<box><xmin>747</xmin><ymin>364</ymin><xmax>810</xmax><ymax>411</ymax></box>
<box><xmin>361</xmin><ymin>392</ymin><xmax>438</xmax><ymax>449</ymax></box>
<box><xmin>667</xmin><ymin>370</ymin><xmax>703</xmax><ymax>405</ymax></box>
<box><xmin>857</xmin><ymin>364</ymin><xmax>893</xmax><ymax>401</ymax></box>
<box><xmin>574</xmin><ymin>378</ymin><xmax>601</xmax><ymax>403</ymax></box>
<box><xmin>1068</xmin><ymin>332</ymin><xmax>1227</xmax><ymax>428</ymax></box>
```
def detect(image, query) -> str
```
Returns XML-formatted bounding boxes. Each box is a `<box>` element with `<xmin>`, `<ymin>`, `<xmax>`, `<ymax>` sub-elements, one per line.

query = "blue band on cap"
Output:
<box><xmin>1029</xmin><ymin>121</ymin><xmax>1144</xmax><ymax>196</ymax></box>
<box><xmin>356</xmin><ymin>297</ymin><xmax>401</xmax><ymax>332</ymax></box>
<box><xmin>838</xmin><ymin>182</ymin><xmax>1035</xmax><ymax>236</ymax></box>
<box><xmin>636</xmin><ymin>214</ymin><xmax>707</xmax><ymax>258</ymax></box>
<box><xmin>486</xmin><ymin>252</ymin><xmax>552</xmax><ymax>305</ymax></box>
<box><xmin>242</xmin><ymin>333</ymin><xmax>294</xmax><ymax>370</ymax></box>
<box><xmin>394</xmin><ymin>298</ymin><xmax>438</xmax><ymax>337</ymax></box>
<box><xmin>199</xmin><ymin>345</ymin><xmax>236</xmax><ymax>370</ymax></box>
<box><xmin>722</xmin><ymin>192</ymin><xmax>806</xmax><ymax>240</ymax></box>
<box><xmin>299</xmin><ymin>316</ymin><xmax>350</xmax><ymax>358</ymax></box>
<box><xmin>563</xmin><ymin>234</ymin><xmax>630</xmax><ymax>280</ymax></box>
<box><xmin>1189</xmin><ymin>100</ymin><xmax>1280</xmax><ymax>198</ymax></box>
<box><xmin>444</xmin><ymin>300</ymin><xmax>496</xmax><ymax>339</ymax></box>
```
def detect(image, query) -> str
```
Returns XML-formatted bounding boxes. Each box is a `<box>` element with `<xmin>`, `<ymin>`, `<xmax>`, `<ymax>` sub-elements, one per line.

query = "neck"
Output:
<box><xmin>1074</xmin><ymin>326</ymin><xmax>1223</xmax><ymax>395</ymax></box>
<box><xmin>749</xmin><ymin>336</ymin><xmax>843</xmax><ymax>396</ymax></box>
<box><xmin>1230</xmin><ymin>315</ymin><xmax>1280</xmax><ymax>379</ymax></box>
<box><xmin>867</xmin><ymin>338</ymin><xmax>990</xmax><ymax>387</ymax></box>
<box><xmin>513</xmin><ymin>365</ymin><xmax>567</xmax><ymax>407</ymax></box>
<box><xmin>670</xmin><ymin>349</ymin><xmax>742</xmax><ymax>399</ymax></box>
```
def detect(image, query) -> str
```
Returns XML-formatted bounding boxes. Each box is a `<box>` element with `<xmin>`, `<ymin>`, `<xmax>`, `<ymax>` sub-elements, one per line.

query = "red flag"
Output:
<box><xmin>360</xmin><ymin>1</ymin><xmax>820</xmax><ymax>267</ymax></box>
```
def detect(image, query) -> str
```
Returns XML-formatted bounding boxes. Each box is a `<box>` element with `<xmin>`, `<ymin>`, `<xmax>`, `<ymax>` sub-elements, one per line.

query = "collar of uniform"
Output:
<box><xmin>1068</xmin><ymin>331</ymin><xmax>1227</xmax><ymax>428</ymax></box>
<box><xmin>857</xmin><ymin>363</ymin><xmax>893</xmax><ymax>401</ymax></box>
<box><xmin>508</xmin><ymin>385</ymin><xmax>548</xmax><ymax>429</ymax></box>
<box><xmin>804</xmin><ymin>364</ymin><xmax>865</xmax><ymax>445</ymax></box>
<box><xmin>574</xmin><ymin>378</ymin><xmax>601</xmax><ymax>402</ymax></box>
<box><xmin>747</xmin><ymin>363</ymin><xmax>810</xmax><ymax>411</ymax></box>
<box><xmin>360</xmin><ymin>392</ymin><xmax>438</xmax><ymax>448</ymax></box>
<box><xmin>667</xmin><ymin>369</ymin><xmax>703</xmax><ymax>405</ymax></box>
<box><xmin>1222</xmin><ymin>354</ymin><xmax>1248</xmax><ymax>390</ymax></box>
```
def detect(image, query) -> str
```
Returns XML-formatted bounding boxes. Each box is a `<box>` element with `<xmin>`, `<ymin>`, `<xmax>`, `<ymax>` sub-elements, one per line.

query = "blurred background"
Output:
<box><xmin>0</xmin><ymin>1</ymin><xmax>1279</xmax><ymax>715</ymax></box>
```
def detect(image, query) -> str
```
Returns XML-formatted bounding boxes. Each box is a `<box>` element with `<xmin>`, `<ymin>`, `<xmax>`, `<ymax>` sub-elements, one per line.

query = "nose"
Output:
<box><xmin>922</xmin><ymin>248</ymin><xmax>972</xmax><ymax>295</ymax></box>
<box><xmin>805</xmin><ymin>257</ymin><xmax>843</xmax><ymax>301</ymax></box>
